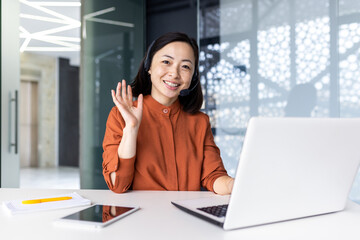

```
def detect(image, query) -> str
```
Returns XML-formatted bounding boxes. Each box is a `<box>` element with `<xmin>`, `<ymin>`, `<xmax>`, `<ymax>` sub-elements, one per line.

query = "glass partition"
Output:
<box><xmin>199</xmin><ymin>0</ymin><xmax>360</xmax><ymax>198</ymax></box>
<box><xmin>339</xmin><ymin>0</ymin><xmax>360</xmax><ymax>200</ymax></box>
<box><xmin>80</xmin><ymin>0</ymin><xmax>144</xmax><ymax>189</ymax></box>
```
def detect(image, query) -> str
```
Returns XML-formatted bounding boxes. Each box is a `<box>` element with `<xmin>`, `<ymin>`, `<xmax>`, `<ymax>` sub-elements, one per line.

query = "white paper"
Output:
<box><xmin>2</xmin><ymin>192</ymin><xmax>91</xmax><ymax>215</ymax></box>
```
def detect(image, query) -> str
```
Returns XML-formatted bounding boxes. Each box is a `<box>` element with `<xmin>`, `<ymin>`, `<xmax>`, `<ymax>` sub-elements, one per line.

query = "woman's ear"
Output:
<box><xmin>148</xmin><ymin>69</ymin><xmax>151</xmax><ymax>75</ymax></box>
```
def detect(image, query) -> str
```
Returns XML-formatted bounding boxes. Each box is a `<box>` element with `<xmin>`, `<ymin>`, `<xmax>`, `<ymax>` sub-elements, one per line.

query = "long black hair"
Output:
<box><xmin>131</xmin><ymin>32</ymin><xmax>203</xmax><ymax>114</ymax></box>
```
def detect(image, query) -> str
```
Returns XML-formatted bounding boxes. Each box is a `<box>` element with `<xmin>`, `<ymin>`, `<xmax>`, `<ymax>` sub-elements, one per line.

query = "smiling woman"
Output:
<box><xmin>132</xmin><ymin>32</ymin><xmax>203</xmax><ymax>114</ymax></box>
<box><xmin>102</xmin><ymin>32</ymin><xmax>234</xmax><ymax>195</ymax></box>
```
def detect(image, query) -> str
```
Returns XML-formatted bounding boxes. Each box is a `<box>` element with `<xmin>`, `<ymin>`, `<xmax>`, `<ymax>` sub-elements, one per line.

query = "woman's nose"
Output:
<box><xmin>168</xmin><ymin>66</ymin><xmax>180</xmax><ymax>78</ymax></box>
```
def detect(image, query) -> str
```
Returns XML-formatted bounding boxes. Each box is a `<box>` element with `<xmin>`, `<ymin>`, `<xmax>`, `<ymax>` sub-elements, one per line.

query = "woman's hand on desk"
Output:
<box><xmin>111</xmin><ymin>79</ymin><xmax>143</xmax><ymax>131</ymax></box>
<box><xmin>213</xmin><ymin>176</ymin><xmax>234</xmax><ymax>195</ymax></box>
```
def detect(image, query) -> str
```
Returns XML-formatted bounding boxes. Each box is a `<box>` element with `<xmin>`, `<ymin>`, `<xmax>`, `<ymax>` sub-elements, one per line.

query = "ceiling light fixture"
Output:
<box><xmin>19</xmin><ymin>34</ymin><xmax>80</xmax><ymax>43</ymax></box>
<box><xmin>20</xmin><ymin>0</ymin><xmax>79</xmax><ymax>24</ymax></box>
<box><xmin>24</xmin><ymin>47</ymin><xmax>80</xmax><ymax>52</ymax></box>
<box><xmin>28</xmin><ymin>2</ymin><xmax>81</xmax><ymax>7</ymax></box>
<box><xmin>20</xmin><ymin>1</ymin><xmax>134</xmax><ymax>54</ymax></box>
<box><xmin>19</xmin><ymin>26</ymin><xmax>31</xmax><ymax>52</ymax></box>
<box><xmin>20</xmin><ymin>13</ymin><xmax>71</xmax><ymax>24</ymax></box>
<box><xmin>19</xmin><ymin>0</ymin><xmax>81</xmax><ymax>52</ymax></box>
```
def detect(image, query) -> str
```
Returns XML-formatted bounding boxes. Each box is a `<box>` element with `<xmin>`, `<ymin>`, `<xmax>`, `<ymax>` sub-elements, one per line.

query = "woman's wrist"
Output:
<box><xmin>118</xmin><ymin>126</ymin><xmax>138</xmax><ymax>159</ymax></box>
<box><xmin>123</xmin><ymin>126</ymin><xmax>139</xmax><ymax>136</ymax></box>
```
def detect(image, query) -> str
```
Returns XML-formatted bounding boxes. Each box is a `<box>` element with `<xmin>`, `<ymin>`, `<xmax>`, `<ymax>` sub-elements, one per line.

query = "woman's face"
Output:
<box><xmin>148</xmin><ymin>41</ymin><xmax>195</xmax><ymax>106</ymax></box>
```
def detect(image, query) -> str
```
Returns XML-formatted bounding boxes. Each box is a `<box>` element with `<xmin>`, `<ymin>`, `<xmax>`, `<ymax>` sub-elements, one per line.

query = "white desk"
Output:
<box><xmin>1</xmin><ymin>188</ymin><xmax>360</xmax><ymax>240</ymax></box>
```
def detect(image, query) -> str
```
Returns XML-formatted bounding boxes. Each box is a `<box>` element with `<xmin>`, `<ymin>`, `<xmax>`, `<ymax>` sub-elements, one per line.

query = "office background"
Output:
<box><xmin>1</xmin><ymin>0</ymin><xmax>360</xmax><ymax>199</ymax></box>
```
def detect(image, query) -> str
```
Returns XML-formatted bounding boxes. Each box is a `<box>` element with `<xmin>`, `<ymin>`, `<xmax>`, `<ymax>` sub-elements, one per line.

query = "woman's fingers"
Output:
<box><xmin>112</xmin><ymin>80</ymin><xmax>142</xmax><ymax>113</ymax></box>
<box><xmin>111</xmin><ymin>89</ymin><xmax>120</xmax><ymax>107</ymax></box>
<box><xmin>112</xmin><ymin>89</ymin><xmax>129</xmax><ymax>115</ymax></box>
<box><xmin>112</xmin><ymin>80</ymin><xmax>133</xmax><ymax>110</ymax></box>
<box><xmin>127</xmin><ymin>85</ymin><xmax>133</xmax><ymax>103</ymax></box>
<box><xmin>111</xmin><ymin>82</ymin><xmax>143</xmax><ymax>129</ymax></box>
<box><xmin>116</xmin><ymin>82</ymin><xmax>121</xmax><ymax>100</ymax></box>
<box><xmin>121</xmin><ymin>80</ymin><xmax>127</xmax><ymax>101</ymax></box>
<box><xmin>115</xmin><ymin>80</ymin><xmax>132</xmax><ymax>105</ymax></box>
<box><xmin>137</xmin><ymin>94</ymin><xmax>144</xmax><ymax>112</ymax></box>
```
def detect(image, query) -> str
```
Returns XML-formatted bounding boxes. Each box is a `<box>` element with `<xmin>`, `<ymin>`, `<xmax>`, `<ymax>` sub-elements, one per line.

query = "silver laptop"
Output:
<box><xmin>172</xmin><ymin>117</ymin><xmax>360</xmax><ymax>230</ymax></box>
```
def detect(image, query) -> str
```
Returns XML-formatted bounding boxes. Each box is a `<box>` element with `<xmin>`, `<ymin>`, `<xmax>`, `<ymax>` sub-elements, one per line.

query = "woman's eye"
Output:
<box><xmin>162</xmin><ymin>60</ymin><xmax>170</xmax><ymax>64</ymax></box>
<box><xmin>183</xmin><ymin>65</ymin><xmax>191</xmax><ymax>70</ymax></box>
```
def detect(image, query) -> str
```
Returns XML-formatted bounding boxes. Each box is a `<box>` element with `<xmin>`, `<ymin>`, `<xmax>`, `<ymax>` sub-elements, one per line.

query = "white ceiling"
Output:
<box><xmin>19</xmin><ymin>0</ymin><xmax>81</xmax><ymax>66</ymax></box>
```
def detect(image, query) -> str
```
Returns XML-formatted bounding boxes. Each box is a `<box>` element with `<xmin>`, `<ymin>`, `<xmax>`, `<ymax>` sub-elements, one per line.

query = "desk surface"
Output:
<box><xmin>1</xmin><ymin>188</ymin><xmax>360</xmax><ymax>240</ymax></box>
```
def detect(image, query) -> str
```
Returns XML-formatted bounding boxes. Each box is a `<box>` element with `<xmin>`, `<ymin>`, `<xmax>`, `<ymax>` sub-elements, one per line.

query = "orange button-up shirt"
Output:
<box><xmin>102</xmin><ymin>95</ymin><xmax>228</xmax><ymax>193</ymax></box>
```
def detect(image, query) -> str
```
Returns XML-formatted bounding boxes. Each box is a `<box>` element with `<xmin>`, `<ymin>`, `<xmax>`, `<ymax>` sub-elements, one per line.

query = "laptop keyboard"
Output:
<box><xmin>197</xmin><ymin>204</ymin><xmax>228</xmax><ymax>218</ymax></box>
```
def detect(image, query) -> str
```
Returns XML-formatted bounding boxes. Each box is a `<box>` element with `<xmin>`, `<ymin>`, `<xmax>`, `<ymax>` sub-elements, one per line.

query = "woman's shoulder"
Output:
<box><xmin>183</xmin><ymin>110</ymin><xmax>210</xmax><ymax>123</ymax></box>
<box><xmin>194</xmin><ymin>110</ymin><xmax>209</xmax><ymax>119</ymax></box>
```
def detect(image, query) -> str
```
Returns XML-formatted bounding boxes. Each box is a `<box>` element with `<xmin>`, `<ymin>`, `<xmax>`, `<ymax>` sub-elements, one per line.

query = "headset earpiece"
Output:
<box><xmin>179</xmin><ymin>70</ymin><xmax>199</xmax><ymax>97</ymax></box>
<box><xmin>192</xmin><ymin>70</ymin><xmax>198</xmax><ymax>83</ymax></box>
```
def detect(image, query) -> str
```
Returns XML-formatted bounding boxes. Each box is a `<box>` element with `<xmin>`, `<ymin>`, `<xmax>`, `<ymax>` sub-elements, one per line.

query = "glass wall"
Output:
<box><xmin>80</xmin><ymin>0</ymin><xmax>144</xmax><ymax>189</ymax></box>
<box><xmin>199</xmin><ymin>0</ymin><xmax>360</xmax><ymax>198</ymax></box>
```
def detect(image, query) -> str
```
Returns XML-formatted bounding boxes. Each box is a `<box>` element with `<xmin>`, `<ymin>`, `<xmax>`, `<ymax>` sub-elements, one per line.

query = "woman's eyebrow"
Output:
<box><xmin>162</xmin><ymin>54</ymin><xmax>193</xmax><ymax>65</ymax></box>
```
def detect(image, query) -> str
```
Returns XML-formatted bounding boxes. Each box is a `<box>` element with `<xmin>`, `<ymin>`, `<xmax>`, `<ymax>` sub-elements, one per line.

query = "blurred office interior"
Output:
<box><xmin>1</xmin><ymin>0</ymin><xmax>360</xmax><ymax>200</ymax></box>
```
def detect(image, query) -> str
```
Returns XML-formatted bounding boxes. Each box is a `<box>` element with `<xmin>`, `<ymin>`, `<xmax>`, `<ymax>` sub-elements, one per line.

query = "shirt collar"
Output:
<box><xmin>144</xmin><ymin>95</ymin><xmax>181</xmax><ymax>116</ymax></box>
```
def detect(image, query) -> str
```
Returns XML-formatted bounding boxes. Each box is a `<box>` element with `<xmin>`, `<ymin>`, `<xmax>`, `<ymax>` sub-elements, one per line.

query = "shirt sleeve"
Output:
<box><xmin>200</xmin><ymin>115</ymin><xmax>228</xmax><ymax>192</ymax></box>
<box><xmin>102</xmin><ymin>107</ymin><xmax>136</xmax><ymax>193</ymax></box>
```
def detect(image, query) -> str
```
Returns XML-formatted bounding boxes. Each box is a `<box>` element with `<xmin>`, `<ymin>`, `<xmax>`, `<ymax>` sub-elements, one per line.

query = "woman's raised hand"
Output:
<box><xmin>111</xmin><ymin>80</ymin><xmax>143</xmax><ymax>130</ymax></box>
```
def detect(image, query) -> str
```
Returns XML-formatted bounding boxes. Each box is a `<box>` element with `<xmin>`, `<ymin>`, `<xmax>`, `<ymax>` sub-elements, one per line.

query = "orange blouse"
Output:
<box><xmin>102</xmin><ymin>95</ymin><xmax>228</xmax><ymax>193</ymax></box>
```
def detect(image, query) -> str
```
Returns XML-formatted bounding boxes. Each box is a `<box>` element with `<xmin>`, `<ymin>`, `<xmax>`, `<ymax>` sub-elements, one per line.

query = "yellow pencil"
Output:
<box><xmin>22</xmin><ymin>196</ymin><xmax>72</xmax><ymax>204</ymax></box>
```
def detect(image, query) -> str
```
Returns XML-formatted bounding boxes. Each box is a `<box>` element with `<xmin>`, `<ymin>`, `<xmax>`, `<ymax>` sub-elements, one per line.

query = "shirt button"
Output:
<box><xmin>162</xmin><ymin>109</ymin><xmax>169</xmax><ymax>114</ymax></box>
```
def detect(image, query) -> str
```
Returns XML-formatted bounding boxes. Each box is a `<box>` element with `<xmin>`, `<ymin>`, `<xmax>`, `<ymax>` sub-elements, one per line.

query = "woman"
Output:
<box><xmin>102</xmin><ymin>32</ymin><xmax>234</xmax><ymax>194</ymax></box>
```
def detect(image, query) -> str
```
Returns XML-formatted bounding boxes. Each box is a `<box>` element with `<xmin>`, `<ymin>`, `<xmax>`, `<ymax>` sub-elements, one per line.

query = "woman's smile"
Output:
<box><xmin>163</xmin><ymin>80</ymin><xmax>180</xmax><ymax>89</ymax></box>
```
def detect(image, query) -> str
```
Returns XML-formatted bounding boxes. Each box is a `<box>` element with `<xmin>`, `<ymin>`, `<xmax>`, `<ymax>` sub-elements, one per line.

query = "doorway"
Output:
<box><xmin>17</xmin><ymin>0</ymin><xmax>81</xmax><ymax>189</ymax></box>
<box><xmin>20</xmin><ymin>79</ymin><xmax>39</xmax><ymax>168</ymax></box>
<box><xmin>19</xmin><ymin>53</ymin><xmax>80</xmax><ymax>189</ymax></box>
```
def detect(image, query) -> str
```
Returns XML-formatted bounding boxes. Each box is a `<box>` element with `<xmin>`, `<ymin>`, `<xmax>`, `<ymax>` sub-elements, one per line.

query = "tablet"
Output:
<box><xmin>55</xmin><ymin>204</ymin><xmax>140</xmax><ymax>228</ymax></box>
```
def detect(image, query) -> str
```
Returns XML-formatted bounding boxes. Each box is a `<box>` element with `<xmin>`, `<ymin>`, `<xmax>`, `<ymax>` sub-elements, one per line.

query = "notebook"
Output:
<box><xmin>172</xmin><ymin>117</ymin><xmax>360</xmax><ymax>230</ymax></box>
<box><xmin>3</xmin><ymin>192</ymin><xmax>91</xmax><ymax>215</ymax></box>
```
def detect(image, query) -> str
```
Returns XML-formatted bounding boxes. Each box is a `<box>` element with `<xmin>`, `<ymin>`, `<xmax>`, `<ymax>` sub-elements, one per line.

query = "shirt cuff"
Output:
<box><xmin>116</xmin><ymin>156</ymin><xmax>136</xmax><ymax>176</ymax></box>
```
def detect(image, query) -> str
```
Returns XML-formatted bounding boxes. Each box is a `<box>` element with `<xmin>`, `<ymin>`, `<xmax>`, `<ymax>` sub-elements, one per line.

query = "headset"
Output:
<box><xmin>144</xmin><ymin>40</ymin><xmax>199</xmax><ymax>97</ymax></box>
